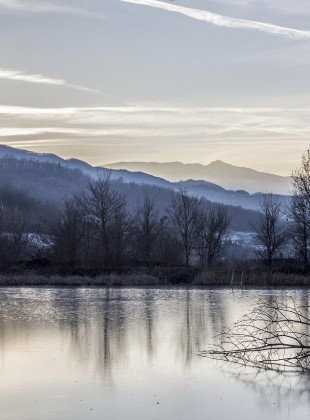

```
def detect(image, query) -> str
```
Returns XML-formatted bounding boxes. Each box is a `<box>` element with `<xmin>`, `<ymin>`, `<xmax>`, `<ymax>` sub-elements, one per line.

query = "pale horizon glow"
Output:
<box><xmin>0</xmin><ymin>105</ymin><xmax>308</xmax><ymax>176</ymax></box>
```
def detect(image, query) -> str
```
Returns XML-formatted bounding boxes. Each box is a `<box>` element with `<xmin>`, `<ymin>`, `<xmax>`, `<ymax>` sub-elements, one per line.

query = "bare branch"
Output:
<box><xmin>200</xmin><ymin>297</ymin><xmax>310</xmax><ymax>372</ymax></box>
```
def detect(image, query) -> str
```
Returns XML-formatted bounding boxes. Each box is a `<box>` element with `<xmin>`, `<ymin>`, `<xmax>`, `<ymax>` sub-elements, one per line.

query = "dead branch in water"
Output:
<box><xmin>200</xmin><ymin>296</ymin><xmax>310</xmax><ymax>372</ymax></box>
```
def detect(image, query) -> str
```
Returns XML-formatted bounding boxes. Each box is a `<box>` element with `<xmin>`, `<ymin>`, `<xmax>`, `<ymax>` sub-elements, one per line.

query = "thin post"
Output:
<box><xmin>230</xmin><ymin>270</ymin><xmax>235</xmax><ymax>288</ymax></box>
<box><xmin>240</xmin><ymin>271</ymin><xmax>244</xmax><ymax>287</ymax></box>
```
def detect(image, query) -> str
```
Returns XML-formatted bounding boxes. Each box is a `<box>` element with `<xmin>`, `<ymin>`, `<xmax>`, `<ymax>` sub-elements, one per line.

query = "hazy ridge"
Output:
<box><xmin>0</xmin><ymin>145</ymin><xmax>289</xmax><ymax>211</ymax></box>
<box><xmin>104</xmin><ymin>161</ymin><xmax>291</xmax><ymax>195</ymax></box>
<box><xmin>0</xmin><ymin>145</ymin><xmax>260</xmax><ymax>232</ymax></box>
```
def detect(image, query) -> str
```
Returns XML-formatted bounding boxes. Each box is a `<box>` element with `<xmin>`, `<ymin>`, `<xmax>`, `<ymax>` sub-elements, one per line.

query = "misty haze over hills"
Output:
<box><xmin>0</xmin><ymin>157</ymin><xmax>258</xmax><ymax>234</ymax></box>
<box><xmin>0</xmin><ymin>145</ymin><xmax>289</xmax><ymax>211</ymax></box>
<box><xmin>104</xmin><ymin>161</ymin><xmax>291</xmax><ymax>195</ymax></box>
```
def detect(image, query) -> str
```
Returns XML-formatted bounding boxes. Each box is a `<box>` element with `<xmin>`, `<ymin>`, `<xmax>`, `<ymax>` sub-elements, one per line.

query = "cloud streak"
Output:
<box><xmin>122</xmin><ymin>0</ymin><xmax>310</xmax><ymax>39</ymax></box>
<box><xmin>0</xmin><ymin>67</ymin><xmax>100</xmax><ymax>93</ymax></box>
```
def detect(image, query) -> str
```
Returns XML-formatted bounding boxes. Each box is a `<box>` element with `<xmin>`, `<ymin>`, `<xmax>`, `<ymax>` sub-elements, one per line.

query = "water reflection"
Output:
<box><xmin>0</xmin><ymin>287</ymin><xmax>309</xmax><ymax>420</ymax></box>
<box><xmin>0</xmin><ymin>288</ymin><xmax>230</xmax><ymax>379</ymax></box>
<box><xmin>226</xmin><ymin>368</ymin><xmax>310</xmax><ymax>412</ymax></box>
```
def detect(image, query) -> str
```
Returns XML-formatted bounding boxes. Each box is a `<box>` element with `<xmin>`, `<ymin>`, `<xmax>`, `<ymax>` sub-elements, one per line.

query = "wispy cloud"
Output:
<box><xmin>121</xmin><ymin>0</ymin><xmax>310</xmax><ymax>39</ymax></box>
<box><xmin>0</xmin><ymin>67</ymin><xmax>100</xmax><ymax>93</ymax></box>
<box><xmin>0</xmin><ymin>105</ymin><xmax>309</xmax><ymax>173</ymax></box>
<box><xmin>0</xmin><ymin>105</ymin><xmax>310</xmax><ymax>139</ymax></box>
<box><xmin>0</xmin><ymin>0</ymin><xmax>102</xmax><ymax>18</ymax></box>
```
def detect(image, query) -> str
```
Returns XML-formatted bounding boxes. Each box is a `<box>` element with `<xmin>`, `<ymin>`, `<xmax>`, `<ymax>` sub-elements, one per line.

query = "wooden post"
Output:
<box><xmin>230</xmin><ymin>270</ymin><xmax>235</xmax><ymax>288</ymax></box>
<box><xmin>240</xmin><ymin>271</ymin><xmax>244</xmax><ymax>287</ymax></box>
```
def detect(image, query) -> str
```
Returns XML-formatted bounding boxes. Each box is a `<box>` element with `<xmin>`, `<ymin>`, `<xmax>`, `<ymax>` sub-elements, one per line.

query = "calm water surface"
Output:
<box><xmin>0</xmin><ymin>287</ymin><xmax>309</xmax><ymax>420</ymax></box>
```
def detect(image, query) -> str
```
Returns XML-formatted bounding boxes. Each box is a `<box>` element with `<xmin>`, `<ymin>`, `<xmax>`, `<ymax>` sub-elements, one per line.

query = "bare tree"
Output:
<box><xmin>0</xmin><ymin>200</ymin><xmax>5</xmax><ymax>266</ymax></box>
<box><xmin>109</xmin><ymin>200</ymin><xmax>130</xmax><ymax>268</ymax></box>
<box><xmin>0</xmin><ymin>200</ymin><xmax>3</xmax><ymax>237</ymax></box>
<box><xmin>195</xmin><ymin>204</ymin><xmax>231</xmax><ymax>268</ymax></box>
<box><xmin>201</xmin><ymin>296</ymin><xmax>310</xmax><ymax>373</ymax></box>
<box><xmin>288</xmin><ymin>149</ymin><xmax>310</xmax><ymax>271</ymax></box>
<box><xmin>287</xmin><ymin>194</ymin><xmax>310</xmax><ymax>271</ymax></box>
<box><xmin>155</xmin><ymin>216</ymin><xmax>183</xmax><ymax>266</ymax></box>
<box><xmin>132</xmin><ymin>192</ymin><xmax>160</xmax><ymax>264</ymax></box>
<box><xmin>51</xmin><ymin>198</ymin><xmax>83</xmax><ymax>267</ymax></box>
<box><xmin>292</xmin><ymin>148</ymin><xmax>310</xmax><ymax>201</ymax></box>
<box><xmin>168</xmin><ymin>188</ymin><xmax>201</xmax><ymax>267</ymax></box>
<box><xmin>7</xmin><ymin>208</ymin><xmax>30</xmax><ymax>262</ymax></box>
<box><xmin>252</xmin><ymin>194</ymin><xmax>288</xmax><ymax>269</ymax></box>
<box><xmin>75</xmin><ymin>172</ymin><xmax>127</xmax><ymax>269</ymax></box>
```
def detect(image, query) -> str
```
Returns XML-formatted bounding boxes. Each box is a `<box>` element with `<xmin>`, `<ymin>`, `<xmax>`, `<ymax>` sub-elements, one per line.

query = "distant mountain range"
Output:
<box><xmin>0</xmin><ymin>145</ymin><xmax>171</xmax><ymax>188</ymax></box>
<box><xmin>104</xmin><ymin>161</ymin><xmax>291</xmax><ymax>195</ymax></box>
<box><xmin>0</xmin><ymin>145</ymin><xmax>262</xmax><ymax>232</ymax></box>
<box><xmin>0</xmin><ymin>145</ymin><xmax>289</xmax><ymax>210</ymax></box>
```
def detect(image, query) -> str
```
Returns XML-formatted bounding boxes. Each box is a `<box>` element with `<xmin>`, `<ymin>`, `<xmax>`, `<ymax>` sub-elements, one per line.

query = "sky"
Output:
<box><xmin>0</xmin><ymin>0</ymin><xmax>310</xmax><ymax>175</ymax></box>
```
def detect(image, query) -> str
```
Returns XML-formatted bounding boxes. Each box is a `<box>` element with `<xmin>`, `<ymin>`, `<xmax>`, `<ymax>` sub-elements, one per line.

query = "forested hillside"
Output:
<box><xmin>0</xmin><ymin>145</ymin><xmax>289</xmax><ymax>210</ymax></box>
<box><xmin>0</xmin><ymin>157</ymin><xmax>258</xmax><ymax>232</ymax></box>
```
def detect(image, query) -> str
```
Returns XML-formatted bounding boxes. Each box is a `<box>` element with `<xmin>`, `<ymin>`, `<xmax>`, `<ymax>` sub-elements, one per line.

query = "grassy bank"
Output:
<box><xmin>0</xmin><ymin>273</ymin><xmax>161</xmax><ymax>287</ymax></box>
<box><xmin>193</xmin><ymin>270</ymin><xmax>310</xmax><ymax>287</ymax></box>
<box><xmin>0</xmin><ymin>270</ymin><xmax>309</xmax><ymax>287</ymax></box>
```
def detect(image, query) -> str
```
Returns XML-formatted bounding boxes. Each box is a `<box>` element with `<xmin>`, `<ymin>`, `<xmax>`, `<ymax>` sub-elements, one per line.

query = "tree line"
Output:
<box><xmin>0</xmin><ymin>148</ymin><xmax>310</xmax><ymax>275</ymax></box>
<box><xmin>0</xmin><ymin>171</ymin><xmax>231</xmax><ymax>271</ymax></box>
<box><xmin>50</xmin><ymin>176</ymin><xmax>231</xmax><ymax>271</ymax></box>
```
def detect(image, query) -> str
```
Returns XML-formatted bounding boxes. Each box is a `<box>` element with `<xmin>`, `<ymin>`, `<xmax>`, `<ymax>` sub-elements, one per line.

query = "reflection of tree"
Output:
<box><xmin>64</xmin><ymin>288</ymin><xmax>130</xmax><ymax>385</ymax></box>
<box><xmin>144</xmin><ymin>290</ymin><xmax>155</xmax><ymax>361</ymax></box>
<box><xmin>179</xmin><ymin>290</ymin><xmax>194</xmax><ymax>366</ymax></box>
<box><xmin>0</xmin><ymin>318</ymin><xmax>31</xmax><ymax>359</ymax></box>
<box><xmin>0</xmin><ymin>288</ymin><xmax>230</xmax><ymax>384</ymax></box>
<box><xmin>177</xmin><ymin>290</ymin><xmax>228</xmax><ymax>367</ymax></box>
<box><xmin>207</xmin><ymin>291</ymin><xmax>228</xmax><ymax>336</ymax></box>
<box><xmin>223</xmin><ymin>367</ymin><xmax>310</xmax><ymax>410</ymax></box>
<box><xmin>202</xmin><ymin>296</ymin><xmax>310</xmax><ymax>372</ymax></box>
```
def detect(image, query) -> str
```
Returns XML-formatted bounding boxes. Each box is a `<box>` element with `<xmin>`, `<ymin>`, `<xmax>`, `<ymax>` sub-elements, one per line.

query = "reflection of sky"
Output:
<box><xmin>0</xmin><ymin>1</ymin><xmax>309</xmax><ymax>173</ymax></box>
<box><xmin>0</xmin><ymin>288</ymin><xmax>309</xmax><ymax>419</ymax></box>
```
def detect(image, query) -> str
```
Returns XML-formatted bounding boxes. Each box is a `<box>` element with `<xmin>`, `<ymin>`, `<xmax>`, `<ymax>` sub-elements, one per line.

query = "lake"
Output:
<box><xmin>0</xmin><ymin>287</ymin><xmax>309</xmax><ymax>420</ymax></box>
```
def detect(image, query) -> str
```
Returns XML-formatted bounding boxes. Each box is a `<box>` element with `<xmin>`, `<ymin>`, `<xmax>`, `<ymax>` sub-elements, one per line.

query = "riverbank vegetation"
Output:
<box><xmin>0</xmin><ymin>270</ymin><xmax>309</xmax><ymax>287</ymax></box>
<box><xmin>0</xmin><ymin>149</ymin><xmax>310</xmax><ymax>286</ymax></box>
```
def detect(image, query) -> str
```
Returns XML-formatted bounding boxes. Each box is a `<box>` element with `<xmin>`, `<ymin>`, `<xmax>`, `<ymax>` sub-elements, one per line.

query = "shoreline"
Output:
<box><xmin>0</xmin><ymin>271</ymin><xmax>309</xmax><ymax>287</ymax></box>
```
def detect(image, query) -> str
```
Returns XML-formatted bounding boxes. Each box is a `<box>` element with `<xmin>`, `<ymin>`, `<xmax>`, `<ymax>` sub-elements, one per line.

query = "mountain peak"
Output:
<box><xmin>209</xmin><ymin>160</ymin><xmax>228</xmax><ymax>166</ymax></box>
